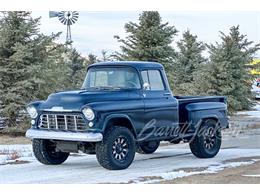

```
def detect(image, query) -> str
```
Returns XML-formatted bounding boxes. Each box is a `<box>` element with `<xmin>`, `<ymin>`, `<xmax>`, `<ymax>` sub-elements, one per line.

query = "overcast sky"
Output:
<box><xmin>31</xmin><ymin>11</ymin><xmax>260</xmax><ymax>58</ymax></box>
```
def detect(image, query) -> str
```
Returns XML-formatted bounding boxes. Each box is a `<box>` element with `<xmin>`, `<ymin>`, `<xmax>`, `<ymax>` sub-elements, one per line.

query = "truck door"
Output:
<box><xmin>139</xmin><ymin>69</ymin><xmax>178</xmax><ymax>141</ymax></box>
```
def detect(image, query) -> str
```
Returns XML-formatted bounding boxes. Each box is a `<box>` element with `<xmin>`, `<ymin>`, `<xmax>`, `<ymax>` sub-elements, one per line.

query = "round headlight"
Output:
<box><xmin>82</xmin><ymin>108</ymin><xmax>95</xmax><ymax>121</ymax></box>
<box><xmin>27</xmin><ymin>106</ymin><xmax>38</xmax><ymax>118</ymax></box>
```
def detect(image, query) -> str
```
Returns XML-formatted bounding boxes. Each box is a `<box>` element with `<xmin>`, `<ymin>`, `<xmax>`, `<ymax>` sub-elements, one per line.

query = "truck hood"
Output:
<box><xmin>39</xmin><ymin>90</ymin><xmax>135</xmax><ymax>111</ymax></box>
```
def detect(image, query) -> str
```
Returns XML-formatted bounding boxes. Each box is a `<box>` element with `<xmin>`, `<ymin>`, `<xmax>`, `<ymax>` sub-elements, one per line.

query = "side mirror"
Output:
<box><xmin>143</xmin><ymin>82</ymin><xmax>151</xmax><ymax>90</ymax></box>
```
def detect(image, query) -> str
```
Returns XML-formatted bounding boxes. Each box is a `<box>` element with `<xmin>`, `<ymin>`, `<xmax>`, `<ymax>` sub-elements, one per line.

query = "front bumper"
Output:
<box><xmin>26</xmin><ymin>128</ymin><xmax>103</xmax><ymax>142</ymax></box>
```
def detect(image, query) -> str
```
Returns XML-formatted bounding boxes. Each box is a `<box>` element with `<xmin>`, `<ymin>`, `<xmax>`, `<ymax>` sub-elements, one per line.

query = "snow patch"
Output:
<box><xmin>237</xmin><ymin>103</ymin><xmax>260</xmax><ymax>118</ymax></box>
<box><xmin>206</xmin><ymin>161</ymin><xmax>253</xmax><ymax>173</ymax></box>
<box><xmin>0</xmin><ymin>145</ymin><xmax>33</xmax><ymax>165</ymax></box>
<box><xmin>0</xmin><ymin>155</ymin><xmax>8</xmax><ymax>165</ymax></box>
<box><xmin>242</xmin><ymin>174</ymin><xmax>260</xmax><ymax>177</ymax></box>
<box><xmin>137</xmin><ymin>161</ymin><xmax>255</xmax><ymax>183</ymax></box>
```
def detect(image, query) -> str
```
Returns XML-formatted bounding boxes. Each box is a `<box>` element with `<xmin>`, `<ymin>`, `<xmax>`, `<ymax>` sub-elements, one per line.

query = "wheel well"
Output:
<box><xmin>200</xmin><ymin>117</ymin><xmax>219</xmax><ymax>128</ymax></box>
<box><xmin>202</xmin><ymin>117</ymin><xmax>218</xmax><ymax>124</ymax></box>
<box><xmin>105</xmin><ymin>117</ymin><xmax>136</xmax><ymax>139</ymax></box>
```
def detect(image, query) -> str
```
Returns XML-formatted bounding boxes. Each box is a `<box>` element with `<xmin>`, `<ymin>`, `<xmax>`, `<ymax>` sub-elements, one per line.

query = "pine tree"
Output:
<box><xmin>113</xmin><ymin>11</ymin><xmax>177</xmax><ymax>85</ymax></box>
<box><xmin>0</xmin><ymin>12</ymin><xmax>66</xmax><ymax>128</ymax></box>
<box><xmin>203</xmin><ymin>26</ymin><xmax>260</xmax><ymax>113</ymax></box>
<box><xmin>172</xmin><ymin>30</ymin><xmax>206</xmax><ymax>95</ymax></box>
<box><xmin>62</xmin><ymin>48</ymin><xmax>86</xmax><ymax>89</ymax></box>
<box><xmin>87</xmin><ymin>53</ymin><xmax>98</xmax><ymax>65</ymax></box>
<box><xmin>101</xmin><ymin>50</ymin><xmax>113</xmax><ymax>62</ymax></box>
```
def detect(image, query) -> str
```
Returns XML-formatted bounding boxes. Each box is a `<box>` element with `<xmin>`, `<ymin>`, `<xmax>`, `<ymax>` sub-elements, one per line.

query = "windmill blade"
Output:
<box><xmin>58</xmin><ymin>16</ymin><xmax>66</xmax><ymax>24</ymax></box>
<box><xmin>70</xmin><ymin>17</ymin><xmax>77</xmax><ymax>24</ymax></box>
<box><xmin>72</xmin><ymin>11</ymin><xmax>79</xmax><ymax>16</ymax></box>
<box><xmin>72</xmin><ymin>16</ymin><xmax>78</xmax><ymax>20</ymax></box>
<box><xmin>71</xmin><ymin>11</ymin><xmax>79</xmax><ymax>23</ymax></box>
<box><xmin>60</xmin><ymin>18</ymin><xmax>67</xmax><ymax>25</ymax></box>
<box><xmin>58</xmin><ymin>12</ymin><xmax>68</xmax><ymax>25</ymax></box>
<box><xmin>72</xmin><ymin>15</ymin><xmax>79</xmax><ymax>20</ymax></box>
<box><xmin>58</xmin><ymin>11</ymin><xmax>65</xmax><ymax>17</ymax></box>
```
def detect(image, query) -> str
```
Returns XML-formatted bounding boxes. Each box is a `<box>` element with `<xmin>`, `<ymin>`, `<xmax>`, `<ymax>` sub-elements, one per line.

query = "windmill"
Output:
<box><xmin>49</xmin><ymin>11</ymin><xmax>79</xmax><ymax>42</ymax></box>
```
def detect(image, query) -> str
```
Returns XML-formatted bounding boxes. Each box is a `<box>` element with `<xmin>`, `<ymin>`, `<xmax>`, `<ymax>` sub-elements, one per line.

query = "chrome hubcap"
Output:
<box><xmin>112</xmin><ymin>137</ymin><xmax>128</xmax><ymax>161</ymax></box>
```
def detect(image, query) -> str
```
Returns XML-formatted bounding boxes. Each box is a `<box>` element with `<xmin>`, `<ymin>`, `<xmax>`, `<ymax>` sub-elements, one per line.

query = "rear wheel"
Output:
<box><xmin>33</xmin><ymin>139</ymin><xmax>70</xmax><ymax>165</ymax></box>
<box><xmin>189</xmin><ymin>119</ymin><xmax>221</xmax><ymax>158</ymax></box>
<box><xmin>137</xmin><ymin>141</ymin><xmax>160</xmax><ymax>154</ymax></box>
<box><xmin>96</xmin><ymin>126</ymin><xmax>136</xmax><ymax>170</ymax></box>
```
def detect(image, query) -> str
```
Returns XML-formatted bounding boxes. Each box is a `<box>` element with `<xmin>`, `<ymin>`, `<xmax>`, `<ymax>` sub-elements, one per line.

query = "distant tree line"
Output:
<box><xmin>0</xmin><ymin>11</ymin><xmax>259</xmax><ymax>133</ymax></box>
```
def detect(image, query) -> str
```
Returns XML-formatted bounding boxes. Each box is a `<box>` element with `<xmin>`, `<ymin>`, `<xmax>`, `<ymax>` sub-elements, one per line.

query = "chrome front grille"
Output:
<box><xmin>38</xmin><ymin>113</ymin><xmax>87</xmax><ymax>131</ymax></box>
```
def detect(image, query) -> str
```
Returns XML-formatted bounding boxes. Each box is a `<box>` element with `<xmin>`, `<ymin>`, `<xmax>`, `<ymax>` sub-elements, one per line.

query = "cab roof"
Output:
<box><xmin>88</xmin><ymin>61</ymin><xmax>164</xmax><ymax>70</ymax></box>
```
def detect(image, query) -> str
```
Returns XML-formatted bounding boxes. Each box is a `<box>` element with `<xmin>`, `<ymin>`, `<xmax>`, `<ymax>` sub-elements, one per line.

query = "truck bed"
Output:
<box><xmin>175</xmin><ymin>96</ymin><xmax>226</xmax><ymax>124</ymax></box>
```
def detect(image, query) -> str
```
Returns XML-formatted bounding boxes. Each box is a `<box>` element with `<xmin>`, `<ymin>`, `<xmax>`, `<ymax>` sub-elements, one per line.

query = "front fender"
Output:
<box><xmin>101</xmin><ymin>114</ymin><xmax>137</xmax><ymax>135</ymax></box>
<box><xmin>27</xmin><ymin>101</ymin><xmax>45</xmax><ymax>110</ymax></box>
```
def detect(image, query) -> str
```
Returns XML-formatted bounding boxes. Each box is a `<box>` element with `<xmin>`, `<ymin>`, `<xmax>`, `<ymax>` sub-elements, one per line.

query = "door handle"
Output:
<box><xmin>163</xmin><ymin>92</ymin><xmax>171</xmax><ymax>96</ymax></box>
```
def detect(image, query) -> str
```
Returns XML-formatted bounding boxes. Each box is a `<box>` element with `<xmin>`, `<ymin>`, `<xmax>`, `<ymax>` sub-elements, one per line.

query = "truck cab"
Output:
<box><xmin>26</xmin><ymin>61</ymin><xmax>229</xmax><ymax>170</ymax></box>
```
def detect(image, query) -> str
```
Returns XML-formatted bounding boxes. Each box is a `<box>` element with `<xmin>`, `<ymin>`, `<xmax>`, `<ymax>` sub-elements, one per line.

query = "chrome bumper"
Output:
<box><xmin>26</xmin><ymin>129</ymin><xmax>103</xmax><ymax>142</ymax></box>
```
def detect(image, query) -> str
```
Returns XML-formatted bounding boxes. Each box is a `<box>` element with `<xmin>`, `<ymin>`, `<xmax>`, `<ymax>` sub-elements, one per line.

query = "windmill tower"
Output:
<box><xmin>49</xmin><ymin>11</ymin><xmax>79</xmax><ymax>42</ymax></box>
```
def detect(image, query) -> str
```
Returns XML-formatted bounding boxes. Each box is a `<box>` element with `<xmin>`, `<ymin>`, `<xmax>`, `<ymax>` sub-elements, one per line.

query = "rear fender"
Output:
<box><xmin>185</xmin><ymin>102</ymin><xmax>228</xmax><ymax>131</ymax></box>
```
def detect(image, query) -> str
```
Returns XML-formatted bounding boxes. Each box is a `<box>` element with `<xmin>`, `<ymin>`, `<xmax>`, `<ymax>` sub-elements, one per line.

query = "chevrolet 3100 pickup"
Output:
<box><xmin>26</xmin><ymin>61</ymin><xmax>229</xmax><ymax>170</ymax></box>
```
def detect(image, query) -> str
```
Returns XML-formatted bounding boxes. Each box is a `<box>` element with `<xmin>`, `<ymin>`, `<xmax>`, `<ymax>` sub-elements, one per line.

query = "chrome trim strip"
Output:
<box><xmin>43</xmin><ymin>106</ymin><xmax>73</xmax><ymax>112</ymax></box>
<box><xmin>26</xmin><ymin>129</ymin><xmax>103</xmax><ymax>142</ymax></box>
<box><xmin>46</xmin><ymin>115</ymin><xmax>50</xmax><ymax>129</ymax></box>
<box><xmin>74</xmin><ymin>115</ymin><xmax>77</xmax><ymax>130</ymax></box>
<box><xmin>64</xmin><ymin>115</ymin><xmax>68</xmax><ymax>130</ymax></box>
<box><xmin>55</xmin><ymin>115</ymin><xmax>58</xmax><ymax>129</ymax></box>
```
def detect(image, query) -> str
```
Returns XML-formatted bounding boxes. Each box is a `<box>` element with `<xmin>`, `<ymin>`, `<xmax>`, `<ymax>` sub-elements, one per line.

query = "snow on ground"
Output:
<box><xmin>151</xmin><ymin>161</ymin><xmax>257</xmax><ymax>184</ymax></box>
<box><xmin>243</xmin><ymin>174</ymin><xmax>260</xmax><ymax>177</ymax></box>
<box><xmin>237</xmin><ymin>103</ymin><xmax>260</xmax><ymax>118</ymax></box>
<box><xmin>0</xmin><ymin>145</ymin><xmax>33</xmax><ymax>165</ymax></box>
<box><xmin>0</xmin><ymin>144</ymin><xmax>260</xmax><ymax>184</ymax></box>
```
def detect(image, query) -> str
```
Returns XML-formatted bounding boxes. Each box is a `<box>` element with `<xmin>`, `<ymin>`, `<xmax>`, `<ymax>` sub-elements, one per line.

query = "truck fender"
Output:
<box><xmin>102</xmin><ymin>114</ymin><xmax>137</xmax><ymax>138</ymax></box>
<box><xmin>185</xmin><ymin>102</ymin><xmax>227</xmax><ymax>130</ymax></box>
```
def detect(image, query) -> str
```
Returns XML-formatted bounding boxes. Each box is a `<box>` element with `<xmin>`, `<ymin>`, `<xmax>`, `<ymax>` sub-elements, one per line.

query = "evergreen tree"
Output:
<box><xmin>62</xmin><ymin>48</ymin><xmax>86</xmax><ymax>89</ymax></box>
<box><xmin>172</xmin><ymin>30</ymin><xmax>206</xmax><ymax>95</ymax></box>
<box><xmin>101</xmin><ymin>50</ymin><xmax>113</xmax><ymax>61</ymax></box>
<box><xmin>113</xmin><ymin>11</ymin><xmax>177</xmax><ymax>86</ymax></box>
<box><xmin>203</xmin><ymin>26</ymin><xmax>260</xmax><ymax>113</ymax></box>
<box><xmin>86</xmin><ymin>53</ymin><xmax>98</xmax><ymax>65</ymax></box>
<box><xmin>0</xmin><ymin>12</ymin><xmax>66</xmax><ymax>128</ymax></box>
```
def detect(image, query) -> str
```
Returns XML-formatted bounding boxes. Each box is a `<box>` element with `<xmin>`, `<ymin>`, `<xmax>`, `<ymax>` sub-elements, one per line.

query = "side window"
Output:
<box><xmin>148</xmin><ymin>70</ymin><xmax>165</xmax><ymax>90</ymax></box>
<box><xmin>141</xmin><ymin>70</ymin><xmax>165</xmax><ymax>90</ymax></box>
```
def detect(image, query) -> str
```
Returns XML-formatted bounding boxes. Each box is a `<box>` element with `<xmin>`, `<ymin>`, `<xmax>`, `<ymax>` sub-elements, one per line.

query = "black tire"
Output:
<box><xmin>95</xmin><ymin>126</ymin><xmax>136</xmax><ymax>170</ymax></box>
<box><xmin>136</xmin><ymin>141</ymin><xmax>160</xmax><ymax>154</ymax></box>
<box><xmin>33</xmin><ymin>139</ymin><xmax>70</xmax><ymax>165</ymax></box>
<box><xmin>189</xmin><ymin>119</ymin><xmax>221</xmax><ymax>158</ymax></box>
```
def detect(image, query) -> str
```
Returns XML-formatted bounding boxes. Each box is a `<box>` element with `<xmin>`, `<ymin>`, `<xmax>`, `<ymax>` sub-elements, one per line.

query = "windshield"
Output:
<box><xmin>82</xmin><ymin>67</ymin><xmax>141</xmax><ymax>90</ymax></box>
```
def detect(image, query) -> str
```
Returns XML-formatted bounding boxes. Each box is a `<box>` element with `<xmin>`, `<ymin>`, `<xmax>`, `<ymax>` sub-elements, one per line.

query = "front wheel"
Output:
<box><xmin>95</xmin><ymin>126</ymin><xmax>136</xmax><ymax>170</ymax></box>
<box><xmin>33</xmin><ymin>139</ymin><xmax>69</xmax><ymax>165</ymax></box>
<box><xmin>189</xmin><ymin>119</ymin><xmax>221</xmax><ymax>158</ymax></box>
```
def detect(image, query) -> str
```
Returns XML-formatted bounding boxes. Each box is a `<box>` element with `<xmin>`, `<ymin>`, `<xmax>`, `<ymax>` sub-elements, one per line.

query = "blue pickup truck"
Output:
<box><xmin>26</xmin><ymin>61</ymin><xmax>229</xmax><ymax>170</ymax></box>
